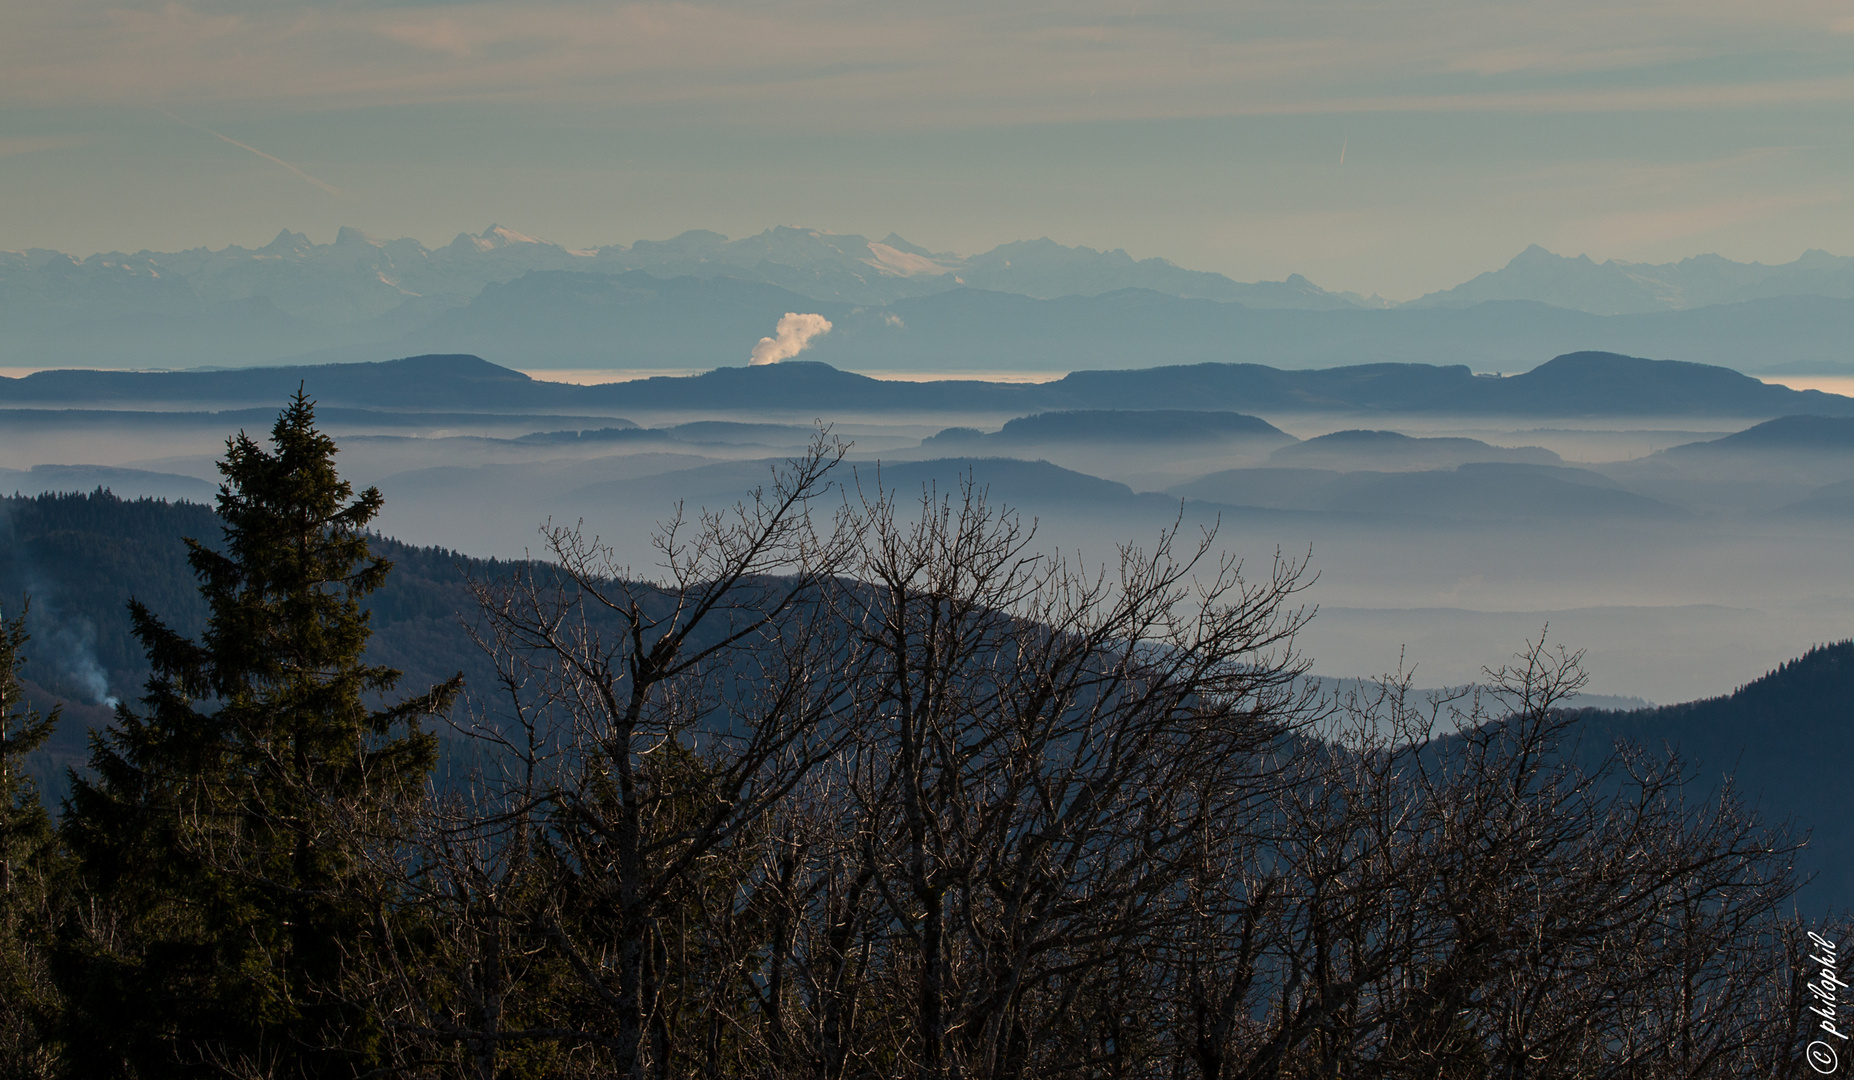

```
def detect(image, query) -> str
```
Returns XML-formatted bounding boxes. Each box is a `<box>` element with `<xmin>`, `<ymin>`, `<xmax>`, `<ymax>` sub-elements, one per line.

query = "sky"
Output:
<box><xmin>4</xmin><ymin>0</ymin><xmax>1854</xmax><ymax>299</ymax></box>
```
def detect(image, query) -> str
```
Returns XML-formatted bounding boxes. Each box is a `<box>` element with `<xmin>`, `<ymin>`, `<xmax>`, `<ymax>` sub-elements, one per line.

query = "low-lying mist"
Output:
<box><xmin>4</xmin><ymin>398</ymin><xmax>1845</xmax><ymax>705</ymax></box>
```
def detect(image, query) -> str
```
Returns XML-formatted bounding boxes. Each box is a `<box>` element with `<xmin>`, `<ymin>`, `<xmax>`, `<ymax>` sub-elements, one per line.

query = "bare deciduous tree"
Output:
<box><xmin>824</xmin><ymin>474</ymin><xmax>1315</xmax><ymax>1080</ymax></box>
<box><xmin>379</xmin><ymin>434</ymin><xmax>858</xmax><ymax>1078</ymax></box>
<box><xmin>1177</xmin><ymin>638</ymin><xmax>1821</xmax><ymax>1080</ymax></box>
<box><xmin>350</xmin><ymin>440</ymin><xmax>1830</xmax><ymax>1080</ymax></box>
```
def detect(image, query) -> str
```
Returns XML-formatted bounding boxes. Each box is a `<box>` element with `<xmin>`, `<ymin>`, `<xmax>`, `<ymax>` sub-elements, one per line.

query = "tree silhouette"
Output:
<box><xmin>0</xmin><ymin>605</ymin><xmax>63</xmax><ymax>1079</ymax></box>
<box><xmin>61</xmin><ymin>391</ymin><xmax>460</xmax><ymax>1078</ymax></box>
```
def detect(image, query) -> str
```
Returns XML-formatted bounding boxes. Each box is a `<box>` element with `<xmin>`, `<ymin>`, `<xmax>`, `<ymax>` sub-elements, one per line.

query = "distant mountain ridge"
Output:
<box><xmin>10</xmin><ymin>227</ymin><xmax>1845</xmax><ymax>332</ymax></box>
<box><xmin>1412</xmin><ymin>244</ymin><xmax>1854</xmax><ymax>315</ymax></box>
<box><xmin>0</xmin><ymin>354</ymin><xmax>552</xmax><ymax>409</ymax></box>
<box><xmin>928</xmin><ymin>410</ymin><xmax>1294</xmax><ymax>446</ymax></box>
<box><xmin>1269</xmin><ymin>431</ymin><xmax>1561</xmax><ymax>470</ymax></box>
<box><xmin>0</xmin><ymin>223</ymin><xmax>1364</xmax><ymax>330</ymax></box>
<box><xmin>388</xmin><ymin>268</ymin><xmax>1381</xmax><ymax>374</ymax></box>
<box><xmin>234</xmin><ymin>283</ymin><xmax>1854</xmax><ymax>376</ymax></box>
<box><xmin>2</xmin><ymin>351</ymin><xmax>1850</xmax><ymax>419</ymax></box>
<box><xmin>1668</xmin><ymin>414</ymin><xmax>1854</xmax><ymax>454</ymax></box>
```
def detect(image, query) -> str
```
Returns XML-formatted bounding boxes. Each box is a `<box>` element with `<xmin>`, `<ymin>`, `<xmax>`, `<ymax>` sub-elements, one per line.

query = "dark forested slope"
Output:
<box><xmin>1579</xmin><ymin>641</ymin><xmax>1854</xmax><ymax>910</ymax></box>
<box><xmin>0</xmin><ymin>491</ymin><xmax>515</xmax><ymax>788</ymax></box>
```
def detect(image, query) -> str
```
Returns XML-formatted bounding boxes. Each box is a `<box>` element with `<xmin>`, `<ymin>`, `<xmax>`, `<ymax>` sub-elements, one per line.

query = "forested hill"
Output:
<box><xmin>0</xmin><ymin>490</ymin><xmax>514</xmax><ymax>787</ymax></box>
<box><xmin>1578</xmin><ymin>641</ymin><xmax>1854</xmax><ymax>909</ymax></box>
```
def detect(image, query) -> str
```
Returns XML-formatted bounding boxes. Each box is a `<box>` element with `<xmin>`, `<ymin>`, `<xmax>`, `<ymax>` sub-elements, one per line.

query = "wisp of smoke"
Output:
<box><xmin>60</xmin><ymin>625</ymin><xmax>117</xmax><ymax>709</ymax></box>
<box><xmin>34</xmin><ymin>607</ymin><xmax>116</xmax><ymax>711</ymax></box>
<box><xmin>749</xmin><ymin>312</ymin><xmax>833</xmax><ymax>366</ymax></box>
<box><xmin>17</xmin><ymin>567</ymin><xmax>120</xmax><ymax>709</ymax></box>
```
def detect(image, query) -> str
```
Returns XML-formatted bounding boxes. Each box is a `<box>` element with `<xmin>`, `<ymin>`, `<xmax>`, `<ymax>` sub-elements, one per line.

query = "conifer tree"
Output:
<box><xmin>62</xmin><ymin>391</ymin><xmax>461</xmax><ymax>1078</ymax></box>
<box><xmin>0</xmin><ymin>604</ymin><xmax>63</xmax><ymax>1080</ymax></box>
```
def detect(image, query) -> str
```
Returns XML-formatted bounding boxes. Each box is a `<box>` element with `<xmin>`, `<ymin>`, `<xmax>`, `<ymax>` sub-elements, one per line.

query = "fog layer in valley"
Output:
<box><xmin>8</xmin><ymin>370</ymin><xmax>1848</xmax><ymax>706</ymax></box>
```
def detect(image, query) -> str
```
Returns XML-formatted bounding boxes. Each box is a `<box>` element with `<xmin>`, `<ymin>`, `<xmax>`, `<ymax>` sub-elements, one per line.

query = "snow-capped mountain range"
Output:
<box><xmin>5</xmin><ymin>225</ymin><xmax>1854</xmax><ymax>372</ymax></box>
<box><xmin>0</xmin><ymin>224</ymin><xmax>1374</xmax><ymax>329</ymax></box>
<box><xmin>1409</xmin><ymin>244</ymin><xmax>1854</xmax><ymax>315</ymax></box>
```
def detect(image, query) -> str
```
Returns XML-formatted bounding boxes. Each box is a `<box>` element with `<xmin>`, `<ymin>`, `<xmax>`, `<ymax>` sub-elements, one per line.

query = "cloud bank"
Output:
<box><xmin>4</xmin><ymin>0</ymin><xmax>1849</xmax><ymax>124</ymax></box>
<box><xmin>750</xmin><ymin>312</ymin><xmax>832</xmax><ymax>366</ymax></box>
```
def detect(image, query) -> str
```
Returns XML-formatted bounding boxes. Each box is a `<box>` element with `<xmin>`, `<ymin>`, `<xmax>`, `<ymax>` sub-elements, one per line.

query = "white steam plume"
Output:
<box><xmin>750</xmin><ymin>312</ymin><xmax>833</xmax><ymax>366</ymax></box>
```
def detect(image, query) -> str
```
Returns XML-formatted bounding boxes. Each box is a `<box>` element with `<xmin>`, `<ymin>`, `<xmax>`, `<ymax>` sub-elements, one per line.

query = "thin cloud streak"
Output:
<box><xmin>2</xmin><ymin>0</ymin><xmax>1850</xmax><ymax>127</ymax></box>
<box><xmin>157</xmin><ymin>110</ymin><xmax>341</xmax><ymax>196</ymax></box>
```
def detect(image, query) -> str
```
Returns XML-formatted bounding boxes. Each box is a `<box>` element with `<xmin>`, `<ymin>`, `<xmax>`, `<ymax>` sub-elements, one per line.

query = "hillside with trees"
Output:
<box><xmin>1580</xmin><ymin>642</ymin><xmax>1854</xmax><ymax>910</ymax></box>
<box><xmin>0</xmin><ymin>489</ymin><xmax>516</xmax><ymax>794</ymax></box>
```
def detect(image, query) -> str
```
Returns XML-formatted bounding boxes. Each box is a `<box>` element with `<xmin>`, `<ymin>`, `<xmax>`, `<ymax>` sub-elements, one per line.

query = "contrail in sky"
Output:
<box><xmin>157</xmin><ymin>110</ymin><xmax>340</xmax><ymax>195</ymax></box>
<box><xmin>1339</xmin><ymin>134</ymin><xmax>1347</xmax><ymax>166</ymax></box>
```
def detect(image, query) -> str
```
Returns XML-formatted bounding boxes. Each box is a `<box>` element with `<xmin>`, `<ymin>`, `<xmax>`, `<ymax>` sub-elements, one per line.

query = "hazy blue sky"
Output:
<box><xmin>4</xmin><ymin>0</ymin><xmax>1853</xmax><ymax>298</ymax></box>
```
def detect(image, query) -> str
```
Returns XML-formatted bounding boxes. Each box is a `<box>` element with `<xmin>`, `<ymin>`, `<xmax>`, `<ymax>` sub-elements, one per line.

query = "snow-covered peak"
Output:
<box><xmin>863</xmin><ymin>241</ymin><xmax>955</xmax><ymax>278</ymax></box>
<box><xmin>334</xmin><ymin>226</ymin><xmax>383</xmax><ymax>248</ymax></box>
<box><xmin>480</xmin><ymin>224</ymin><xmax>546</xmax><ymax>248</ymax></box>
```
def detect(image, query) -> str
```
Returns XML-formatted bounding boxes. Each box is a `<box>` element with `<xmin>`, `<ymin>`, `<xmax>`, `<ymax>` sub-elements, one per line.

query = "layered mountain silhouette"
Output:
<box><xmin>2</xmin><ymin>351</ymin><xmax>1845</xmax><ymax>419</ymax></box>
<box><xmin>926</xmin><ymin>410</ymin><xmax>1294</xmax><ymax>447</ymax></box>
<box><xmin>1594</xmin><ymin>412</ymin><xmax>1854</xmax><ymax>516</ymax></box>
<box><xmin>1268</xmin><ymin>431</ymin><xmax>1560</xmax><ymax>470</ymax></box>
<box><xmin>1667</xmin><ymin>413</ymin><xmax>1854</xmax><ymax>454</ymax></box>
<box><xmin>284</xmin><ymin>281</ymin><xmax>1854</xmax><ymax>375</ymax></box>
